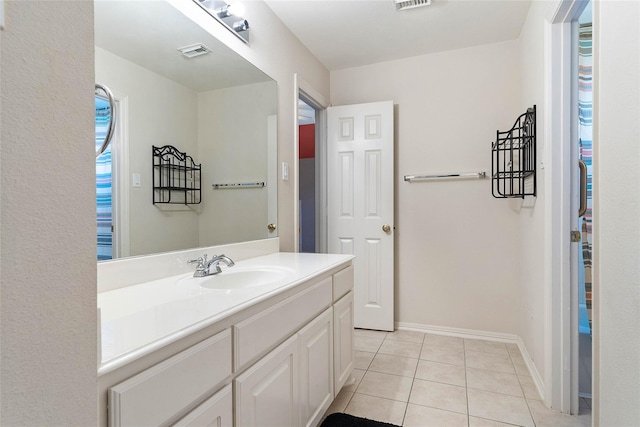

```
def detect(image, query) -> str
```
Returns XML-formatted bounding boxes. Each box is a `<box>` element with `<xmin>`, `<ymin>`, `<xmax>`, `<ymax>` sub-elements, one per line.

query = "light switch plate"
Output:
<box><xmin>282</xmin><ymin>162</ymin><xmax>289</xmax><ymax>181</ymax></box>
<box><xmin>132</xmin><ymin>173</ymin><xmax>141</xmax><ymax>188</ymax></box>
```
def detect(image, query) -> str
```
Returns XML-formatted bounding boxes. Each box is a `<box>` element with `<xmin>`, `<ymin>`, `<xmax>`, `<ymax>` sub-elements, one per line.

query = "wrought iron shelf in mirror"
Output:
<box><xmin>193</xmin><ymin>0</ymin><xmax>250</xmax><ymax>44</ymax></box>
<box><xmin>152</xmin><ymin>145</ymin><xmax>202</xmax><ymax>205</ymax></box>
<box><xmin>491</xmin><ymin>105</ymin><xmax>537</xmax><ymax>199</ymax></box>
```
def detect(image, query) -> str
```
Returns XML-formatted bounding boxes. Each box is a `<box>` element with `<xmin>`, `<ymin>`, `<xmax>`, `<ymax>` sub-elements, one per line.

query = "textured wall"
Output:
<box><xmin>330</xmin><ymin>41</ymin><xmax>521</xmax><ymax>334</ymax></box>
<box><xmin>593</xmin><ymin>0</ymin><xmax>640</xmax><ymax>424</ymax></box>
<box><xmin>0</xmin><ymin>1</ymin><xmax>97</xmax><ymax>425</ymax></box>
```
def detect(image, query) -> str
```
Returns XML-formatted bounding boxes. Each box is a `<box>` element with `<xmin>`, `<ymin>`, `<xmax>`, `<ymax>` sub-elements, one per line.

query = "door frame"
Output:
<box><xmin>293</xmin><ymin>74</ymin><xmax>329</xmax><ymax>253</ymax></box>
<box><xmin>544</xmin><ymin>0</ymin><xmax>590</xmax><ymax>415</ymax></box>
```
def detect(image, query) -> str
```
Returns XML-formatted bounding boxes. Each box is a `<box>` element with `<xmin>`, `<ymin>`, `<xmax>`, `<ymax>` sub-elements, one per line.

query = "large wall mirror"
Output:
<box><xmin>95</xmin><ymin>1</ymin><xmax>277</xmax><ymax>262</ymax></box>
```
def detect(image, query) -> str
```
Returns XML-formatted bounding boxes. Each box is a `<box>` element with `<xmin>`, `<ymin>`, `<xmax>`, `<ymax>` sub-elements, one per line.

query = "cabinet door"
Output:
<box><xmin>298</xmin><ymin>307</ymin><xmax>334</xmax><ymax>427</ymax></box>
<box><xmin>333</xmin><ymin>291</ymin><xmax>354</xmax><ymax>394</ymax></box>
<box><xmin>172</xmin><ymin>384</ymin><xmax>232</xmax><ymax>427</ymax></box>
<box><xmin>235</xmin><ymin>335</ymin><xmax>298</xmax><ymax>427</ymax></box>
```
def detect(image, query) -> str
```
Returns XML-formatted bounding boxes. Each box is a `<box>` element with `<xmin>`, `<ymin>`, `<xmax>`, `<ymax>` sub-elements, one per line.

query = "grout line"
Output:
<box><xmin>342</xmin><ymin>390</ymin><xmax>356</xmax><ymax>413</ymax></box>
<box><xmin>509</xmin><ymin>349</ymin><xmax>538</xmax><ymax>426</ymax></box>
<box><xmin>464</xmin><ymin>338</ymin><xmax>471</xmax><ymax>427</ymax></box>
<box><xmin>399</xmin><ymin>332</ymin><xmax>424</xmax><ymax>426</ymax></box>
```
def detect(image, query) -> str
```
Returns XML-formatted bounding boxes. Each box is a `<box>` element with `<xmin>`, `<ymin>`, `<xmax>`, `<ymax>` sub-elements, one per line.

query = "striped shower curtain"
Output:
<box><xmin>96</xmin><ymin>98</ymin><xmax>113</xmax><ymax>261</ymax></box>
<box><xmin>578</xmin><ymin>22</ymin><xmax>593</xmax><ymax>333</ymax></box>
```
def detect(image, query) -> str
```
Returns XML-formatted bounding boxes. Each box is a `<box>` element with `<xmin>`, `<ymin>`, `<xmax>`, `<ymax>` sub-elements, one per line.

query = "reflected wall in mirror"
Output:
<box><xmin>95</xmin><ymin>0</ymin><xmax>277</xmax><ymax>261</ymax></box>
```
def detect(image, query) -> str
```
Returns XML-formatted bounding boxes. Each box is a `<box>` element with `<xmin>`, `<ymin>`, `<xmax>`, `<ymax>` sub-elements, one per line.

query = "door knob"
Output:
<box><xmin>267</xmin><ymin>223</ymin><xmax>277</xmax><ymax>232</ymax></box>
<box><xmin>382</xmin><ymin>224</ymin><xmax>391</xmax><ymax>233</ymax></box>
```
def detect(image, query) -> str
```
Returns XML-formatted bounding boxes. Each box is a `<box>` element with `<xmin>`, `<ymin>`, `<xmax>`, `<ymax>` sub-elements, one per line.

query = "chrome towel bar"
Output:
<box><xmin>212</xmin><ymin>182</ymin><xmax>265</xmax><ymax>189</ymax></box>
<box><xmin>404</xmin><ymin>172</ymin><xmax>486</xmax><ymax>182</ymax></box>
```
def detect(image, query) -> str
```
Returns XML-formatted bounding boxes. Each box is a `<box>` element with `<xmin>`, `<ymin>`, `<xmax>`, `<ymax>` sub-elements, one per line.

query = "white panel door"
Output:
<box><xmin>328</xmin><ymin>101</ymin><xmax>394</xmax><ymax>331</ymax></box>
<box><xmin>267</xmin><ymin>115</ymin><xmax>278</xmax><ymax>238</ymax></box>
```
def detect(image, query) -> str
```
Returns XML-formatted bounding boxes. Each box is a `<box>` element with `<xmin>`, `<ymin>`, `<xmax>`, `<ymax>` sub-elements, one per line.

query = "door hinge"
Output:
<box><xmin>570</xmin><ymin>230</ymin><xmax>581</xmax><ymax>243</ymax></box>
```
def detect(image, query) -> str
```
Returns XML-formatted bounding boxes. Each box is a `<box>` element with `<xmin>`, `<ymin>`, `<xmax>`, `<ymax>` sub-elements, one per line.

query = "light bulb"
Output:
<box><xmin>227</xmin><ymin>2</ymin><xmax>245</xmax><ymax>17</ymax></box>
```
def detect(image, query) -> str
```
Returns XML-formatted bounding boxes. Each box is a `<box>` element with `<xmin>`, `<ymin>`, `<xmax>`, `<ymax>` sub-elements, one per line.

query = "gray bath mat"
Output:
<box><xmin>320</xmin><ymin>413</ymin><xmax>401</xmax><ymax>427</ymax></box>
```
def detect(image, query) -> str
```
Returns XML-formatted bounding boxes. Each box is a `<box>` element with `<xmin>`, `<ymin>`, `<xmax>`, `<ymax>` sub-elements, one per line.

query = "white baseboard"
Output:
<box><xmin>395</xmin><ymin>321</ymin><xmax>546</xmax><ymax>403</ymax></box>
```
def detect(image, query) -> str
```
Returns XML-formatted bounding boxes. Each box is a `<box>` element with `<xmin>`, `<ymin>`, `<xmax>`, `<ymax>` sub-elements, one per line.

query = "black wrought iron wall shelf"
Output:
<box><xmin>152</xmin><ymin>145</ymin><xmax>202</xmax><ymax>205</ymax></box>
<box><xmin>491</xmin><ymin>105</ymin><xmax>537</xmax><ymax>199</ymax></box>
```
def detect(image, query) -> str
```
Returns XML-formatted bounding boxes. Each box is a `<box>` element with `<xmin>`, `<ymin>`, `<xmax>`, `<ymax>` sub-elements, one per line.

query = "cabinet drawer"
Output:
<box><xmin>333</xmin><ymin>265</ymin><xmax>353</xmax><ymax>302</ymax></box>
<box><xmin>234</xmin><ymin>276</ymin><xmax>332</xmax><ymax>371</ymax></box>
<box><xmin>109</xmin><ymin>329</ymin><xmax>231</xmax><ymax>427</ymax></box>
<box><xmin>173</xmin><ymin>384</ymin><xmax>232</xmax><ymax>427</ymax></box>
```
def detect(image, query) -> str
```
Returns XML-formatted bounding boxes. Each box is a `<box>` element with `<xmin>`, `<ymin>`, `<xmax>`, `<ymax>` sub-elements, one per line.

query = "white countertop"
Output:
<box><xmin>98</xmin><ymin>252</ymin><xmax>353</xmax><ymax>375</ymax></box>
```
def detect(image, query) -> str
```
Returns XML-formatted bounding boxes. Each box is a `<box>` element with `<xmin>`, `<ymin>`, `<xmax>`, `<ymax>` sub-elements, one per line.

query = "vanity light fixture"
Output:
<box><xmin>394</xmin><ymin>0</ymin><xmax>431</xmax><ymax>11</ymax></box>
<box><xmin>194</xmin><ymin>0</ymin><xmax>250</xmax><ymax>44</ymax></box>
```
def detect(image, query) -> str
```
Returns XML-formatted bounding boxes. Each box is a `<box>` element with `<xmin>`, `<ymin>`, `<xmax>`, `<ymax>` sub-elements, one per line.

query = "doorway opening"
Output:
<box><xmin>296</xmin><ymin>85</ymin><xmax>328</xmax><ymax>254</ymax></box>
<box><xmin>298</xmin><ymin>97</ymin><xmax>317</xmax><ymax>253</ymax></box>
<box><xmin>574</xmin><ymin>0</ymin><xmax>593</xmax><ymax>410</ymax></box>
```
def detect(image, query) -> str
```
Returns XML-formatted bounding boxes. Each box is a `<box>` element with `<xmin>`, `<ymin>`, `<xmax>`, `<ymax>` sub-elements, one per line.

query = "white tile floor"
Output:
<box><xmin>323</xmin><ymin>329</ymin><xmax>592</xmax><ymax>427</ymax></box>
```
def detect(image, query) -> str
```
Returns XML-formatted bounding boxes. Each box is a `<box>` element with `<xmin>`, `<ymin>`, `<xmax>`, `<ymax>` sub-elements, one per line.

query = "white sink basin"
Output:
<box><xmin>177</xmin><ymin>267</ymin><xmax>292</xmax><ymax>290</ymax></box>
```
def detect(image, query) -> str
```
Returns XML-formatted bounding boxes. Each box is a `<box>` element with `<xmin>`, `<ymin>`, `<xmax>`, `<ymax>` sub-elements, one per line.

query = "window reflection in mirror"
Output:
<box><xmin>96</xmin><ymin>95</ymin><xmax>114</xmax><ymax>261</ymax></box>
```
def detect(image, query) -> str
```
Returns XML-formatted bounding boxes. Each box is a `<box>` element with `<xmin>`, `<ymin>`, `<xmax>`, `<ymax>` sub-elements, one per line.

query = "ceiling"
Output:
<box><xmin>95</xmin><ymin>1</ymin><xmax>272</xmax><ymax>92</ymax></box>
<box><xmin>264</xmin><ymin>0</ymin><xmax>532</xmax><ymax>71</ymax></box>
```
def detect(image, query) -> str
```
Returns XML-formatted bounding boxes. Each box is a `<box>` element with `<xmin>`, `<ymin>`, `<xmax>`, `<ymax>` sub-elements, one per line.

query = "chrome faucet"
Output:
<box><xmin>188</xmin><ymin>254</ymin><xmax>235</xmax><ymax>277</ymax></box>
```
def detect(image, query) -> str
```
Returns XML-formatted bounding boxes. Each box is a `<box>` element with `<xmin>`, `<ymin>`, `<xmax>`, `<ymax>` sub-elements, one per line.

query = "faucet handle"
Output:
<box><xmin>188</xmin><ymin>256</ymin><xmax>206</xmax><ymax>269</ymax></box>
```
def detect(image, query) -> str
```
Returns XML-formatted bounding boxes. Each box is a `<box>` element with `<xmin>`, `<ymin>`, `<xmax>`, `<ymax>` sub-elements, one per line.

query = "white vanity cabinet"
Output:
<box><xmin>104</xmin><ymin>259</ymin><xmax>354</xmax><ymax>427</ymax></box>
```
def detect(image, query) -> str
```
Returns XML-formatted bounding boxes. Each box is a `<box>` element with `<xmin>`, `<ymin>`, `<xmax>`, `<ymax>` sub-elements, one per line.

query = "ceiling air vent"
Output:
<box><xmin>177</xmin><ymin>43</ymin><xmax>212</xmax><ymax>59</ymax></box>
<box><xmin>394</xmin><ymin>0</ymin><xmax>431</xmax><ymax>11</ymax></box>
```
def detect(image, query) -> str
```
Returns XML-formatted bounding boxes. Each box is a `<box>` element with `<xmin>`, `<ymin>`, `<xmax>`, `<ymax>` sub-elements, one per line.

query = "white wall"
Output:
<box><xmin>593</xmin><ymin>0</ymin><xmax>640</xmax><ymax>424</ymax></box>
<box><xmin>0</xmin><ymin>1</ymin><xmax>97</xmax><ymax>425</ymax></box>
<box><xmin>331</xmin><ymin>41</ymin><xmax>522</xmax><ymax>334</ymax></box>
<box><xmin>170</xmin><ymin>0</ymin><xmax>330</xmax><ymax>251</ymax></box>
<box><xmin>96</xmin><ymin>47</ymin><xmax>201</xmax><ymax>256</ymax></box>
<box><xmin>516</xmin><ymin>0</ymin><xmax>549</xmax><ymax>386</ymax></box>
<box><xmin>198</xmin><ymin>81</ymin><xmax>277</xmax><ymax>245</ymax></box>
